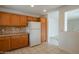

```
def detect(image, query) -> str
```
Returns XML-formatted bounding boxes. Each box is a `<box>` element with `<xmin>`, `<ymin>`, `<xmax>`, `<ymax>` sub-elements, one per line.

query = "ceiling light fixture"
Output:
<box><xmin>30</xmin><ymin>5</ymin><xmax>34</xmax><ymax>7</ymax></box>
<box><xmin>43</xmin><ymin>9</ymin><xmax>47</xmax><ymax>12</ymax></box>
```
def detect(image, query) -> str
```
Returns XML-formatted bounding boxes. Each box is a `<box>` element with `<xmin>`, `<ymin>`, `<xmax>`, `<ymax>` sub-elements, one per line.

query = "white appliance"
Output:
<box><xmin>28</xmin><ymin>22</ymin><xmax>41</xmax><ymax>47</ymax></box>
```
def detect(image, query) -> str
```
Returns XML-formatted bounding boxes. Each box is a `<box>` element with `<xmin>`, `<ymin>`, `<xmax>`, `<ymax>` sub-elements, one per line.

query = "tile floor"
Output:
<box><xmin>5</xmin><ymin>43</ymin><xmax>69</xmax><ymax>54</ymax></box>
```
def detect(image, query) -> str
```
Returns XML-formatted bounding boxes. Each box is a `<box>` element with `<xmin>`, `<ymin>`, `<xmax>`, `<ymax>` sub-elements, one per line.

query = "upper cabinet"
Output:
<box><xmin>0</xmin><ymin>12</ymin><xmax>38</xmax><ymax>26</ymax></box>
<box><xmin>27</xmin><ymin>16</ymin><xmax>33</xmax><ymax>21</ymax></box>
<box><xmin>0</xmin><ymin>12</ymin><xmax>11</xmax><ymax>26</ymax></box>
<box><xmin>10</xmin><ymin>14</ymin><xmax>19</xmax><ymax>26</ymax></box>
<box><xmin>19</xmin><ymin>15</ymin><xmax>27</xmax><ymax>26</ymax></box>
<box><xmin>0</xmin><ymin>12</ymin><xmax>28</xmax><ymax>26</ymax></box>
<box><xmin>27</xmin><ymin>16</ymin><xmax>39</xmax><ymax>22</ymax></box>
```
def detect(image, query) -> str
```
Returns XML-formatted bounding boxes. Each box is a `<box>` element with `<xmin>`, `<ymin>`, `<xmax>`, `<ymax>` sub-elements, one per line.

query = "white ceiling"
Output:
<box><xmin>0</xmin><ymin>5</ymin><xmax>62</xmax><ymax>17</ymax></box>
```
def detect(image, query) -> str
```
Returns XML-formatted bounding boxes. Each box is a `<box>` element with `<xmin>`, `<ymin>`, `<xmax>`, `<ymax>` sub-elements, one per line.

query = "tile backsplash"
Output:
<box><xmin>0</xmin><ymin>27</ymin><xmax>27</xmax><ymax>34</ymax></box>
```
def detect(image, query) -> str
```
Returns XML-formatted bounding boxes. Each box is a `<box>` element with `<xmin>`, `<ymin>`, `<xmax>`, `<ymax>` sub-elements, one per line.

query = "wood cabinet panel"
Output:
<box><xmin>40</xmin><ymin>17</ymin><xmax>47</xmax><ymax>42</ymax></box>
<box><xmin>0</xmin><ymin>12</ymin><xmax>11</xmax><ymax>26</ymax></box>
<box><xmin>0</xmin><ymin>34</ymin><xmax>29</xmax><ymax>52</ymax></box>
<box><xmin>10</xmin><ymin>14</ymin><xmax>19</xmax><ymax>26</ymax></box>
<box><xmin>32</xmin><ymin>17</ymin><xmax>37</xmax><ymax>21</ymax></box>
<box><xmin>0</xmin><ymin>12</ymin><xmax>39</xmax><ymax>26</ymax></box>
<box><xmin>28</xmin><ymin>16</ymin><xmax>38</xmax><ymax>22</ymax></box>
<box><xmin>27</xmin><ymin>16</ymin><xmax>33</xmax><ymax>21</ymax></box>
<box><xmin>19</xmin><ymin>35</ymin><xmax>29</xmax><ymax>47</ymax></box>
<box><xmin>19</xmin><ymin>15</ymin><xmax>27</xmax><ymax>26</ymax></box>
<box><xmin>0</xmin><ymin>37</ymin><xmax>10</xmax><ymax>52</ymax></box>
<box><xmin>0</xmin><ymin>12</ymin><xmax>28</xmax><ymax>26</ymax></box>
<box><xmin>10</xmin><ymin>36</ymin><xmax>20</xmax><ymax>49</ymax></box>
<box><xmin>10</xmin><ymin>35</ymin><xmax>28</xmax><ymax>50</ymax></box>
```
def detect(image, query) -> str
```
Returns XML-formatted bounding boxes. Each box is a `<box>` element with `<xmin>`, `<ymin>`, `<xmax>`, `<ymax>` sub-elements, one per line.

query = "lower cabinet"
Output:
<box><xmin>10</xmin><ymin>35</ymin><xmax>28</xmax><ymax>50</ymax></box>
<box><xmin>0</xmin><ymin>37</ymin><xmax>10</xmax><ymax>52</ymax></box>
<box><xmin>0</xmin><ymin>34</ymin><xmax>29</xmax><ymax>52</ymax></box>
<box><xmin>10</xmin><ymin>36</ymin><xmax>21</xmax><ymax>49</ymax></box>
<box><xmin>19</xmin><ymin>35</ymin><xmax>28</xmax><ymax>47</ymax></box>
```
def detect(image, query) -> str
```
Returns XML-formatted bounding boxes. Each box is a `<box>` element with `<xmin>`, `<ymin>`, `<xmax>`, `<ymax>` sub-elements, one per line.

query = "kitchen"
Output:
<box><xmin>0</xmin><ymin>6</ymin><xmax>47</xmax><ymax>53</ymax></box>
<box><xmin>1</xmin><ymin>5</ymin><xmax>74</xmax><ymax>54</ymax></box>
<box><xmin>0</xmin><ymin>0</ymin><xmax>79</xmax><ymax>59</ymax></box>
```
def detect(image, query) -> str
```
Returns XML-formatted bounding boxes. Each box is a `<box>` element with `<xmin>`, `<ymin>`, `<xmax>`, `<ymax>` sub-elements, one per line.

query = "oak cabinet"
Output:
<box><xmin>0</xmin><ymin>12</ymin><xmax>28</xmax><ymax>26</ymax></box>
<box><xmin>10</xmin><ymin>35</ymin><xmax>28</xmax><ymax>50</ymax></box>
<box><xmin>10</xmin><ymin>14</ymin><xmax>19</xmax><ymax>26</ymax></box>
<box><xmin>0</xmin><ymin>12</ymin><xmax>38</xmax><ymax>26</ymax></box>
<box><xmin>11</xmin><ymin>14</ymin><xmax>27</xmax><ymax>26</ymax></box>
<box><xmin>0</xmin><ymin>12</ymin><xmax>11</xmax><ymax>26</ymax></box>
<box><xmin>0</xmin><ymin>37</ymin><xmax>10</xmax><ymax>52</ymax></box>
<box><xmin>19</xmin><ymin>35</ymin><xmax>29</xmax><ymax>47</ymax></box>
<box><xmin>27</xmin><ymin>16</ymin><xmax>33</xmax><ymax>21</ymax></box>
<box><xmin>40</xmin><ymin>17</ymin><xmax>47</xmax><ymax>42</ymax></box>
<box><xmin>0</xmin><ymin>34</ymin><xmax>29</xmax><ymax>52</ymax></box>
<box><xmin>10</xmin><ymin>36</ymin><xmax>20</xmax><ymax>49</ymax></box>
<box><xmin>27</xmin><ymin>16</ymin><xmax>38</xmax><ymax>22</ymax></box>
<box><xmin>19</xmin><ymin>15</ymin><xmax>27</xmax><ymax>26</ymax></box>
<box><xmin>32</xmin><ymin>17</ymin><xmax>38</xmax><ymax>21</ymax></box>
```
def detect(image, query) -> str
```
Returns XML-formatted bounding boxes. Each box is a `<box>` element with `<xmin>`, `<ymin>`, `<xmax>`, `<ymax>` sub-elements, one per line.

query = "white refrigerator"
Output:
<box><xmin>28</xmin><ymin>22</ymin><xmax>41</xmax><ymax>47</ymax></box>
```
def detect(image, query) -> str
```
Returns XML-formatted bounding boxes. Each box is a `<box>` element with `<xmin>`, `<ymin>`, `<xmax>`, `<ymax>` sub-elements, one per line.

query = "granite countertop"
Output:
<box><xmin>0</xmin><ymin>33</ymin><xmax>28</xmax><ymax>37</ymax></box>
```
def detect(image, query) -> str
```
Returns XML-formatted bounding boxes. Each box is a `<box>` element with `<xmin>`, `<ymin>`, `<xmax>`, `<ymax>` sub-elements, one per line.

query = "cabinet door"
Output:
<box><xmin>28</xmin><ymin>16</ymin><xmax>38</xmax><ymax>22</ymax></box>
<box><xmin>10</xmin><ymin>36</ymin><xmax>20</xmax><ymax>49</ymax></box>
<box><xmin>19</xmin><ymin>35</ymin><xmax>28</xmax><ymax>47</ymax></box>
<box><xmin>27</xmin><ymin>16</ymin><xmax>33</xmax><ymax>21</ymax></box>
<box><xmin>40</xmin><ymin>17</ymin><xmax>47</xmax><ymax>42</ymax></box>
<box><xmin>0</xmin><ymin>37</ymin><xmax>10</xmax><ymax>52</ymax></box>
<box><xmin>32</xmin><ymin>17</ymin><xmax>37</xmax><ymax>21</ymax></box>
<box><xmin>10</xmin><ymin>35</ymin><xmax>28</xmax><ymax>50</ymax></box>
<box><xmin>10</xmin><ymin>14</ymin><xmax>19</xmax><ymax>26</ymax></box>
<box><xmin>0</xmin><ymin>12</ymin><xmax>11</xmax><ymax>26</ymax></box>
<box><xmin>19</xmin><ymin>15</ymin><xmax>27</xmax><ymax>26</ymax></box>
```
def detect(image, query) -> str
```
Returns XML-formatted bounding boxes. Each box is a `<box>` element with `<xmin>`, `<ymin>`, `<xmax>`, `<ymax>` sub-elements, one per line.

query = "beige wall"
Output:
<box><xmin>59</xmin><ymin>8</ymin><xmax>64</xmax><ymax>32</ymax></box>
<box><xmin>58</xmin><ymin>32</ymin><xmax>79</xmax><ymax>53</ymax></box>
